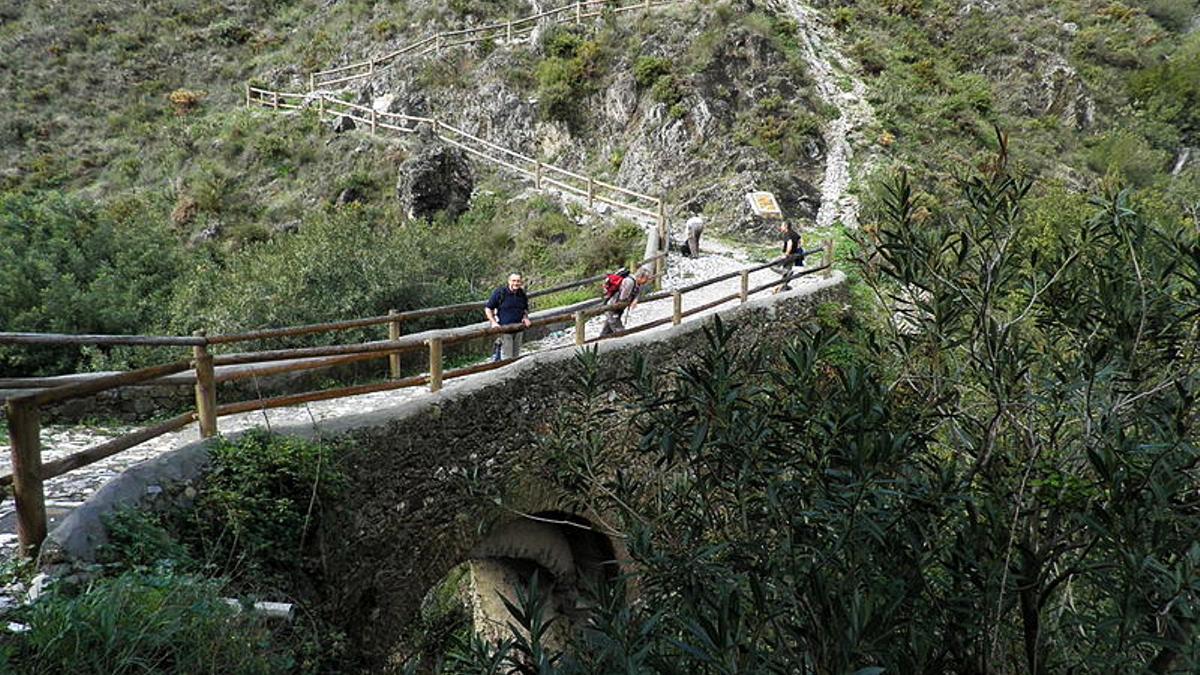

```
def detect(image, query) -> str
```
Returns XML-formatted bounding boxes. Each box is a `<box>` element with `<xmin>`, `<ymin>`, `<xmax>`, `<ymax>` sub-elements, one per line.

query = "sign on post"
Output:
<box><xmin>746</xmin><ymin>191</ymin><xmax>783</xmax><ymax>219</ymax></box>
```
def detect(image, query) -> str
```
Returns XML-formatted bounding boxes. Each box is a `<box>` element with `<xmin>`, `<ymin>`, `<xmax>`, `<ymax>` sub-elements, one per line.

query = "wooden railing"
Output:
<box><xmin>248</xmin><ymin>0</ymin><xmax>679</xmax><ymax>265</ymax></box>
<box><xmin>0</xmin><ymin>245</ymin><xmax>835</xmax><ymax>557</ymax></box>
<box><xmin>246</xmin><ymin>87</ymin><xmax>667</xmax><ymax>250</ymax></box>
<box><xmin>309</xmin><ymin>0</ymin><xmax>681</xmax><ymax>90</ymax></box>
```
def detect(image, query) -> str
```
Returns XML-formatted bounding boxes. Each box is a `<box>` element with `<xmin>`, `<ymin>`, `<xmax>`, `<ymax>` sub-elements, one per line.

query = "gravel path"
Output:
<box><xmin>0</xmin><ymin>244</ymin><xmax>825</xmax><ymax>561</ymax></box>
<box><xmin>775</xmin><ymin>0</ymin><xmax>877</xmax><ymax>229</ymax></box>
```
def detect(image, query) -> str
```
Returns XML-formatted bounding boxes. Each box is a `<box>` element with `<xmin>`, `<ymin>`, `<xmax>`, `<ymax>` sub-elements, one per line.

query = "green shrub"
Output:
<box><xmin>1086</xmin><ymin>129</ymin><xmax>1170</xmax><ymax>187</ymax></box>
<box><xmin>649</xmin><ymin>73</ymin><xmax>685</xmax><ymax>107</ymax></box>
<box><xmin>1073</xmin><ymin>24</ymin><xmax>1143</xmax><ymax>68</ymax></box>
<box><xmin>179</xmin><ymin>430</ymin><xmax>346</xmax><ymax>581</ymax></box>
<box><xmin>0</xmin><ymin>191</ymin><xmax>188</xmax><ymax>376</ymax></box>
<box><xmin>370</xmin><ymin>18</ymin><xmax>399</xmax><ymax>39</ymax></box>
<box><xmin>1</xmin><ymin>572</ymin><xmax>288</xmax><ymax>675</ymax></box>
<box><xmin>542</xmin><ymin>26</ymin><xmax>585</xmax><ymax>58</ymax></box>
<box><xmin>1142</xmin><ymin>0</ymin><xmax>1196</xmax><ymax>31</ymax></box>
<box><xmin>536</xmin><ymin>58</ymin><xmax>579</xmax><ymax>121</ymax></box>
<box><xmin>535</xmin><ymin>27</ymin><xmax>605</xmax><ymax>123</ymax></box>
<box><xmin>100</xmin><ymin>509</ymin><xmax>195</xmax><ymax>571</ymax></box>
<box><xmin>168</xmin><ymin>204</ymin><xmax>490</xmax><ymax>337</ymax></box>
<box><xmin>734</xmin><ymin>99</ymin><xmax>823</xmax><ymax>164</ymax></box>
<box><xmin>579</xmin><ymin>218</ymin><xmax>644</xmax><ymax>273</ymax></box>
<box><xmin>832</xmin><ymin>6</ymin><xmax>856</xmax><ymax>29</ymax></box>
<box><xmin>632</xmin><ymin>55</ymin><xmax>672</xmax><ymax>87</ymax></box>
<box><xmin>1129</xmin><ymin>32</ymin><xmax>1200</xmax><ymax>142</ymax></box>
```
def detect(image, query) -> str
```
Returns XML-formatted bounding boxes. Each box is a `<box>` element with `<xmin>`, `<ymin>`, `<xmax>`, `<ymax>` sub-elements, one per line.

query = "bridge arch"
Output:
<box><xmin>465</xmin><ymin>510</ymin><xmax>622</xmax><ymax>644</ymax></box>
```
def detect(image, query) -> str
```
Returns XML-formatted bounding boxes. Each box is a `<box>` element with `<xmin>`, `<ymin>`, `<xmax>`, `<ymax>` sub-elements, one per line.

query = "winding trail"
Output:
<box><xmin>776</xmin><ymin>0</ymin><xmax>877</xmax><ymax>229</ymax></box>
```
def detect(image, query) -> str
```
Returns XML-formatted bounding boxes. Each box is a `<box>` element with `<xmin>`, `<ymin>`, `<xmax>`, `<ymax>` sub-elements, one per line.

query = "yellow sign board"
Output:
<box><xmin>746</xmin><ymin>191</ymin><xmax>783</xmax><ymax>219</ymax></box>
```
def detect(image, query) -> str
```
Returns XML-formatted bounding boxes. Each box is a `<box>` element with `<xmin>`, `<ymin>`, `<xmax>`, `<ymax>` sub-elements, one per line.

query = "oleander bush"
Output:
<box><xmin>441</xmin><ymin>151</ymin><xmax>1200</xmax><ymax>674</ymax></box>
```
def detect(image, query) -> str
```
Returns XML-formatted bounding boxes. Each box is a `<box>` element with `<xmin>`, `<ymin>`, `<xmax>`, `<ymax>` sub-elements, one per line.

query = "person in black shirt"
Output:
<box><xmin>484</xmin><ymin>273</ymin><xmax>531</xmax><ymax>361</ymax></box>
<box><xmin>773</xmin><ymin>221</ymin><xmax>804</xmax><ymax>294</ymax></box>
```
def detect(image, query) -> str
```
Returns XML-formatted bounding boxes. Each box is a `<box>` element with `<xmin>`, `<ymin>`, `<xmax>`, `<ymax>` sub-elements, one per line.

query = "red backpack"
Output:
<box><xmin>602</xmin><ymin>268</ymin><xmax>630</xmax><ymax>299</ymax></box>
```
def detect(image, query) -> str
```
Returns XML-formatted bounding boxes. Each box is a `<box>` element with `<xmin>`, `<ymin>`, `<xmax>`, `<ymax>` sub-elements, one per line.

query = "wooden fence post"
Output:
<box><xmin>317</xmin><ymin>95</ymin><xmax>325</xmax><ymax>119</ymax></box>
<box><xmin>587</xmin><ymin>178</ymin><xmax>594</xmax><ymax>207</ymax></box>
<box><xmin>308</xmin><ymin>73</ymin><xmax>315</xmax><ymax>92</ymax></box>
<box><xmin>576</xmin><ymin>1</ymin><xmax>582</xmax><ymax>22</ymax></box>
<box><xmin>507</xmin><ymin>21</ymin><xmax>513</xmax><ymax>42</ymax></box>
<box><xmin>823</xmin><ymin>239</ymin><xmax>835</xmax><ymax>278</ymax></box>
<box><xmin>271</xmin><ymin>90</ymin><xmax>279</xmax><ymax>109</ymax></box>
<box><xmin>7</xmin><ymin>399</ymin><xmax>46</xmax><ymax>557</ymax></box>
<box><xmin>657</xmin><ymin>200</ymin><xmax>667</xmax><ymax>251</ymax></box>
<box><xmin>740</xmin><ymin>270</ymin><xmax>750</xmax><ymax>303</ymax></box>
<box><xmin>672</xmin><ymin>291</ymin><xmax>682</xmax><ymax>325</ymax></box>
<box><xmin>574</xmin><ymin>311</ymin><xmax>586</xmax><ymax>346</ymax></box>
<box><xmin>245</xmin><ymin>83</ymin><xmax>251</xmax><ymax>108</ymax></box>
<box><xmin>370</xmin><ymin>108</ymin><xmax>378</xmax><ymax>133</ymax></box>
<box><xmin>535</xmin><ymin>161</ymin><xmax>543</xmax><ymax>189</ymax></box>
<box><xmin>369</xmin><ymin>58</ymin><xmax>376</xmax><ymax>75</ymax></box>
<box><xmin>388</xmin><ymin>309</ymin><xmax>402</xmax><ymax>380</ymax></box>
<box><xmin>428</xmin><ymin>338</ymin><xmax>443</xmax><ymax>392</ymax></box>
<box><xmin>192</xmin><ymin>330</ymin><xmax>217</xmax><ymax>439</ymax></box>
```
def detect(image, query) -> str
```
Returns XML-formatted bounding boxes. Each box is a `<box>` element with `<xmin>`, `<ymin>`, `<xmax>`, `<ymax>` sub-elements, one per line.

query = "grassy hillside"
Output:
<box><xmin>0</xmin><ymin>0</ymin><xmax>646</xmax><ymax>375</ymax></box>
<box><xmin>833</xmin><ymin>0</ymin><xmax>1198</xmax><ymax>217</ymax></box>
<box><xmin>1</xmin><ymin>0</ymin><xmax>1196</xmax><ymax>377</ymax></box>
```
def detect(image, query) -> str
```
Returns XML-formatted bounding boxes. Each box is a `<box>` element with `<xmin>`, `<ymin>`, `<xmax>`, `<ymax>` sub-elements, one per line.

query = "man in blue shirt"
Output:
<box><xmin>484</xmin><ymin>273</ymin><xmax>531</xmax><ymax>361</ymax></box>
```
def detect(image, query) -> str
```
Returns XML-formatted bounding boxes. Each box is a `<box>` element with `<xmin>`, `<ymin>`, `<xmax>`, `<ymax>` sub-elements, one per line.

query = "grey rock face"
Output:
<box><xmin>396</xmin><ymin>138</ymin><xmax>475</xmax><ymax>221</ymax></box>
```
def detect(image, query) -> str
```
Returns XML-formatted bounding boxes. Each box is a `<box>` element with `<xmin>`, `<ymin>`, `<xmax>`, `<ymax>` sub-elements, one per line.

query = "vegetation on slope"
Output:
<box><xmin>0</xmin><ymin>430</ymin><xmax>350</xmax><ymax>674</ymax></box>
<box><xmin>432</xmin><ymin>148</ymin><xmax>1200</xmax><ymax>672</ymax></box>
<box><xmin>0</xmin><ymin>1</ymin><xmax>645</xmax><ymax>377</ymax></box>
<box><xmin>831</xmin><ymin>0</ymin><xmax>1199</xmax><ymax>214</ymax></box>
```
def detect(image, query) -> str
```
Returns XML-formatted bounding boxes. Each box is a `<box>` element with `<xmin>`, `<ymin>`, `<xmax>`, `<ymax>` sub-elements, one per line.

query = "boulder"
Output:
<box><xmin>396</xmin><ymin>132</ymin><xmax>474</xmax><ymax>221</ymax></box>
<box><xmin>335</xmin><ymin>186</ymin><xmax>365</xmax><ymax>206</ymax></box>
<box><xmin>330</xmin><ymin>114</ymin><xmax>356</xmax><ymax>133</ymax></box>
<box><xmin>187</xmin><ymin>222</ymin><xmax>221</xmax><ymax>247</ymax></box>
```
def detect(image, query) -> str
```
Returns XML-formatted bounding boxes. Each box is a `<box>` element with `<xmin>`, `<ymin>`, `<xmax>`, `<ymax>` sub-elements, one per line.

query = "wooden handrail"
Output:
<box><xmin>7</xmin><ymin>360</ymin><xmax>195</xmax><ymax>408</ymax></box>
<box><xmin>1</xmin><ymin>247</ymin><xmax>833</xmax><ymax>557</ymax></box>
<box><xmin>0</xmin><ymin>332</ymin><xmax>205</xmax><ymax>347</ymax></box>
<box><xmin>249</xmin><ymin>86</ymin><xmax>664</xmax><ymax>220</ymax></box>
<box><xmin>309</xmin><ymin>0</ymin><xmax>686</xmax><ymax>90</ymax></box>
<box><xmin>0</xmin><ymin>411</ymin><xmax>198</xmax><ymax>487</ymax></box>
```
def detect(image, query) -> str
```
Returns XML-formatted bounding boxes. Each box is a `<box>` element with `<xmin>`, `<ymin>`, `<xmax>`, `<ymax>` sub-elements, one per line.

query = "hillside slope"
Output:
<box><xmin>1</xmin><ymin>0</ymin><xmax>1197</xmax><ymax>377</ymax></box>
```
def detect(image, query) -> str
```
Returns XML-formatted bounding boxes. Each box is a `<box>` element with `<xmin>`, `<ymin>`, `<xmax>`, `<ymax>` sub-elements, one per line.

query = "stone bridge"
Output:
<box><xmin>42</xmin><ymin>273</ymin><xmax>846</xmax><ymax>665</ymax></box>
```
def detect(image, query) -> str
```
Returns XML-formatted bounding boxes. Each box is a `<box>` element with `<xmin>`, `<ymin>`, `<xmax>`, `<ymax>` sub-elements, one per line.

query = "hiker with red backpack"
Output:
<box><xmin>600</xmin><ymin>265</ymin><xmax>654</xmax><ymax>338</ymax></box>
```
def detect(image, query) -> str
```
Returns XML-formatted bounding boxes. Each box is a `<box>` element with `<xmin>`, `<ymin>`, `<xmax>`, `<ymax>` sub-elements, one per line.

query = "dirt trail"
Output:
<box><xmin>776</xmin><ymin>0</ymin><xmax>877</xmax><ymax>229</ymax></box>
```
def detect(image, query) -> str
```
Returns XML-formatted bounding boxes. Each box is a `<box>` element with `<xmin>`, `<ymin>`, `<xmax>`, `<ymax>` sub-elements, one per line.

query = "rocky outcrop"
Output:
<box><xmin>330</xmin><ymin>113</ymin><xmax>357</xmax><ymax>133</ymax></box>
<box><xmin>396</xmin><ymin>131</ymin><xmax>475</xmax><ymax>220</ymax></box>
<box><xmin>365</xmin><ymin>4</ymin><xmax>832</xmax><ymax>241</ymax></box>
